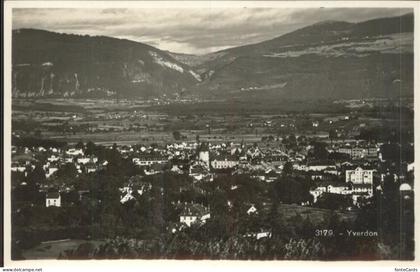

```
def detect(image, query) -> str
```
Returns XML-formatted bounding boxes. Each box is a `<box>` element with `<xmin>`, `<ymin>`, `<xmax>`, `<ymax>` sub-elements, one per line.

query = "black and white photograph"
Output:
<box><xmin>2</xmin><ymin>1</ymin><xmax>418</xmax><ymax>267</ymax></box>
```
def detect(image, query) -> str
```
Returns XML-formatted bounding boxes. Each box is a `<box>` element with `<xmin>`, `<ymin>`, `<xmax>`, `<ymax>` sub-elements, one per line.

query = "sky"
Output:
<box><xmin>12</xmin><ymin>7</ymin><xmax>412</xmax><ymax>55</ymax></box>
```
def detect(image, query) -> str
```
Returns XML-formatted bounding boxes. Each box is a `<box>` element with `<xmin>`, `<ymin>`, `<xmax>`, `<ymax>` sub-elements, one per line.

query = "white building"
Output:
<box><xmin>47</xmin><ymin>155</ymin><xmax>60</xmax><ymax>162</ymax></box>
<box><xmin>244</xmin><ymin>230</ymin><xmax>272</xmax><ymax>240</ymax></box>
<box><xmin>120</xmin><ymin>191</ymin><xmax>135</xmax><ymax>204</ymax></box>
<box><xmin>170</xmin><ymin>165</ymin><xmax>184</xmax><ymax>174</ymax></box>
<box><xmin>352</xmin><ymin>184</ymin><xmax>373</xmax><ymax>196</ymax></box>
<box><xmin>199</xmin><ymin>150</ymin><xmax>210</xmax><ymax>168</ymax></box>
<box><xmin>293</xmin><ymin>163</ymin><xmax>308</xmax><ymax>171</ymax></box>
<box><xmin>46</xmin><ymin>192</ymin><xmax>61</xmax><ymax>207</ymax></box>
<box><xmin>308</xmin><ymin>165</ymin><xmax>336</xmax><ymax>172</ymax></box>
<box><xmin>180</xmin><ymin>212</ymin><xmax>211</xmax><ymax>227</ymax></box>
<box><xmin>407</xmin><ymin>162</ymin><xmax>415</xmax><ymax>172</ymax></box>
<box><xmin>310</xmin><ymin>187</ymin><xmax>326</xmax><ymax>203</ymax></box>
<box><xmin>346</xmin><ymin>167</ymin><xmax>374</xmax><ymax>184</ymax></box>
<box><xmin>46</xmin><ymin>167</ymin><xmax>59</xmax><ymax>178</ymax></box>
<box><xmin>77</xmin><ymin>157</ymin><xmax>98</xmax><ymax>165</ymax></box>
<box><xmin>66</xmin><ymin>148</ymin><xmax>84</xmax><ymax>156</ymax></box>
<box><xmin>310</xmin><ymin>184</ymin><xmax>352</xmax><ymax>202</ymax></box>
<box><xmin>256</xmin><ymin>231</ymin><xmax>272</xmax><ymax>240</ymax></box>
<box><xmin>247</xmin><ymin>204</ymin><xmax>258</xmax><ymax>215</ymax></box>
<box><xmin>310</xmin><ymin>181</ymin><xmax>373</xmax><ymax>204</ymax></box>
<box><xmin>132</xmin><ymin>156</ymin><xmax>168</xmax><ymax>166</ymax></box>
<box><xmin>211</xmin><ymin>157</ymin><xmax>239</xmax><ymax>169</ymax></box>
<box><xmin>11</xmin><ymin>163</ymin><xmax>26</xmax><ymax>173</ymax></box>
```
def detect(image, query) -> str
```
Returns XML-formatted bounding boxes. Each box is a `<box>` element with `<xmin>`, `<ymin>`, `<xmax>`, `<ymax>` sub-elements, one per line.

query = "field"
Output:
<box><xmin>11</xmin><ymin>97</ymin><xmax>413</xmax><ymax>146</ymax></box>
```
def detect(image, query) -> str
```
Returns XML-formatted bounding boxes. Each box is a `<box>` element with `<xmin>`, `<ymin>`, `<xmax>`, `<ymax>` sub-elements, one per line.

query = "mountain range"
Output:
<box><xmin>12</xmin><ymin>13</ymin><xmax>414</xmax><ymax>101</ymax></box>
<box><xmin>12</xmin><ymin>29</ymin><xmax>200</xmax><ymax>98</ymax></box>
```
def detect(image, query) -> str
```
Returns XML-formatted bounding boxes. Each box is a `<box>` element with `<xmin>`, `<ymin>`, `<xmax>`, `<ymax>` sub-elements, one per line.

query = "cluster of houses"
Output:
<box><xmin>12</xmin><ymin>146</ymin><xmax>105</xmax><ymax>208</ymax></box>
<box><xmin>178</xmin><ymin>203</ymin><xmax>211</xmax><ymax>227</ymax></box>
<box><xmin>11</xmin><ymin>135</ymin><xmax>414</xmax><ymax>230</ymax></box>
<box><xmin>12</xmin><ymin>146</ymin><xmax>103</xmax><ymax>179</ymax></box>
<box><xmin>309</xmin><ymin>167</ymin><xmax>375</xmax><ymax>206</ymax></box>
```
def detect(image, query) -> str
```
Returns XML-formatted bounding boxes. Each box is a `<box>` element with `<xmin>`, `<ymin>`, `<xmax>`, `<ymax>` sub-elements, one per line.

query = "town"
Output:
<box><xmin>11</xmin><ymin>101</ymin><xmax>414</xmax><ymax>259</ymax></box>
<box><xmin>11</xmin><ymin>138</ymin><xmax>414</xmax><ymax>209</ymax></box>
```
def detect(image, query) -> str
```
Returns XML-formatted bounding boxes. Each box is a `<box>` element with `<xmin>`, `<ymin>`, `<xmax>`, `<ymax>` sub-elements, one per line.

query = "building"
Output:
<box><xmin>144</xmin><ymin>164</ymin><xmax>165</xmax><ymax>175</ymax></box>
<box><xmin>11</xmin><ymin>163</ymin><xmax>26</xmax><ymax>173</ymax></box>
<box><xmin>189</xmin><ymin>161</ymin><xmax>211</xmax><ymax>181</ymax></box>
<box><xmin>47</xmin><ymin>155</ymin><xmax>60</xmax><ymax>162</ymax></box>
<box><xmin>351</xmin><ymin>147</ymin><xmax>378</xmax><ymax>160</ymax></box>
<box><xmin>198</xmin><ymin>150</ymin><xmax>210</xmax><ymax>169</ymax></box>
<box><xmin>310</xmin><ymin>182</ymin><xmax>352</xmax><ymax>203</ymax></box>
<box><xmin>119</xmin><ymin>186</ymin><xmax>140</xmax><ymax>204</ymax></box>
<box><xmin>66</xmin><ymin>148</ymin><xmax>84</xmax><ymax>156</ymax></box>
<box><xmin>265</xmin><ymin>169</ymin><xmax>278</xmax><ymax>183</ymax></box>
<box><xmin>132</xmin><ymin>155</ymin><xmax>168</xmax><ymax>166</ymax></box>
<box><xmin>350</xmin><ymin>147</ymin><xmax>365</xmax><ymax>159</ymax></box>
<box><xmin>170</xmin><ymin>165</ymin><xmax>184</xmax><ymax>174</ymax></box>
<box><xmin>46</xmin><ymin>191</ymin><xmax>61</xmax><ymax>207</ymax></box>
<box><xmin>244</xmin><ymin>230</ymin><xmax>272</xmax><ymax>240</ymax></box>
<box><xmin>310</xmin><ymin>187</ymin><xmax>325</xmax><ymax>203</ymax></box>
<box><xmin>293</xmin><ymin>163</ymin><xmax>308</xmax><ymax>171</ymax></box>
<box><xmin>120</xmin><ymin>191</ymin><xmax>135</xmax><ymax>204</ymax></box>
<box><xmin>77</xmin><ymin>156</ymin><xmax>98</xmax><ymax>165</ymax></box>
<box><xmin>246</xmin><ymin>146</ymin><xmax>263</xmax><ymax>160</ymax></box>
<box><xmin>246</xmin><ymin>204</ymin><xmax>258</xmax><ymax>215</ymax></box>
<box><xmin>211</xmin><ymin>156</ymin><xmax>239</xmax><ymax>169</ymax></box>
<box><xmin>407</xmin><ymin>162</ymin><xmax>415</xmax><ymax>172</ymax></box>
<box><xmin>338</xmin><ymin>146</ymin><xmax>378</xmax><ymax>160</ymax></box>
<box><xmin>338</xmin><ymin>147</ymin><xmax>352</xmax><ymax>156</ymax></box>
<box><xmin>308</xmin><ymin>164</ymin><xmax>336</xmax><ymax>172</ymax></box>
<box><xmin>364</xmin><ymin>147</ymin><xmax>379</xmax><ymax>160</ymax></box>
<box><xmin>350</xmin><ymin>184</ymin><xmax>374</xmax><ymax>206</ymax></box>
<box><xmin>310</xmin><ymin>180</ymin><xmax>373</xmax><ymax>205</ymax></box>
<box><xmin>179</xmin><ymin>203</ymin><xmax>211</xmax><ymax>227</ymax></box>
<box><xmin>46</xmin><ymin>166</ymin><xmax>59</xmax><ymax>178</ymax></box>
<box><xmin>346</xmin><ymin>167</ymin><xmax>374</xmax><ymax>184</ymax></box>
<box><xmin>351</xmin><ymin>184</ymin><xmax>373</xmax><ymax>196</ymax></box>
<box><xmin>85</xmin><ymin>162</ymin><xmax>98</xmax><ymax>173</ymax></box>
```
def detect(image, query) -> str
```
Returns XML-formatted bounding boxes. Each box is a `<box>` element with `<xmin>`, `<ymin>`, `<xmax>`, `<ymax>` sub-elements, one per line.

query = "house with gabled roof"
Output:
<box><xmin>46</xmin><ymin>191</ymin><xmax>61</xmax><ymax>207</ymax></box>
<box><xmin>211</xmin><ymin>154</ymin><xmax>239</xmax><ymax>170</ymax></box>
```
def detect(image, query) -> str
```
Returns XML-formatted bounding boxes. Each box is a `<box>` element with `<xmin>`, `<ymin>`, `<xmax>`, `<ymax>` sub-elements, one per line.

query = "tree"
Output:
<box><xmin>282</xmin><ymin>161</ymin><xmax>293</xmax><ymax>176</ymax></box>
<box><xmin>85</xmin><ymin>141</ymin><xmax>97</xmax><ymax>156</ymax></box>
<box><xmin>310</xmin><ymin>142</ymin><xmax>329</xmax><ymax>160</ymax></box>
<box><xmin>56</xmin><ymin>163</ymin><xmax>78</xmax><ymax>179</ymax></box>
<box><xmin>273</xmin><ymin>177</ymin><xmax>312</xmax><ymax>204</ymax></box>
<box><xmin>27</xmin><ymin>164</ymin><xmax>46</xmax><ymax>186</ymax></box>
<box><xmin>328</xmin><ymin>129</ymin><xmax>338</xmax><ymax>144</ymax></box>
<box><xmin>75</xmin><ymin>141</ymin><xmax>85</xmax><ymax>149</ymax></box>
<box><xmin>283</xmin><ymin>134</ymin><xmax>297</xmax><ymax>149</ymax></box>
<box><xmin>315</xmin><ymin>193</ymin><xmax>352</xmax><ymax>210</ymax></box>
<box><xmin>172</xmin><ymin>131</ymin><xmax>181</xmax><ymax>141</ymax></box>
